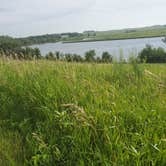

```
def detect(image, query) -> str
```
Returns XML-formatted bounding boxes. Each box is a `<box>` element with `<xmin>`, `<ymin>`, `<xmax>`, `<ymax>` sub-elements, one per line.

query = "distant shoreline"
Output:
<box><xmin>63</xmin><ymin>35</ymin><xmax>165</xmax><ymax>44</ymax></box>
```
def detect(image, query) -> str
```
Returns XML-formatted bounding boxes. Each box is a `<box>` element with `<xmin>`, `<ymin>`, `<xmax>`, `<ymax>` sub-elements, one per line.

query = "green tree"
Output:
<box><xmin>46</xmin><ymin>52</ymin><xmax>55</xmax><ymax>60</ymax></box>
<box><xmin>138</xmin><ymin>45</ymin><xmax>166</xmax><ymax>63</ymax></box>
<box><xmin>73</xmin><ymin>54</ymin><xmax>83</xmax><ymax>62</ymax></box>
<box><xmin>102</xmin><ymin>52</ymin><xmax>113</xmax><ymax>63</ymax></box>
<box><xmin>34</xmin><ymin>48</ymin><xmax>41</xmax><ymax>59</ymax></box>
<box><xmin>55</xmin><ymin>51</ymin><xmax>60</xmax><ymax>60</ymax></box>
<box><xmin>65</xmin><ymin>54</ymin><xmax>73</xmax><ymax>62</ymax></box>
<box><xmin>85</xmin><ymin>50</ymin><xmax>96</xmax><ymax>62</ymax></box>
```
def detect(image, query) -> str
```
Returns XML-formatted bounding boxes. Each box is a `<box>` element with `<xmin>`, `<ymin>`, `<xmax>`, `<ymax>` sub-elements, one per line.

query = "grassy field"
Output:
<box><xmin>65</xmin><ymin>25</ymin><xmax>166</xmax><ymax>43</ymax></box>
<box><xmin>94</xmin><ymin>26</ymin><xmax>166</xmax><ymax>40</ymax></box>
<box><xmin>0</xmin><ymin>60</ymin><xmax>166</xmax><ymax>165</ymax></box>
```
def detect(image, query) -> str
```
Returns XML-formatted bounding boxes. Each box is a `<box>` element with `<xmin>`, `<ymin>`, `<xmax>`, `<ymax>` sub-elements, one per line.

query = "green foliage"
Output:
<box><xmin>101</xmin><ymin>52</ymin><xmax>113</xmax><ymax>63</ymax></box>
<box><xmin>0</xmin><ymin>36</ymin><xmax>21</xmax><ymax>49</ymax></box>
<box><xmin>17</xmin><ymin>33</ymin><xmax>83</xmax><ymax>45</ymax></box>
<box><xmin>85</xmin><ymin>50</ymin><xmax>96</xmax><ymax>62</ymax></box>
<box><xmin>0</xmin><ymin>128</ymin><xmax>23</xmax><ymax>166</ymax></box>
<box><xmin>65</xmin><ymin>25</ymin><xmax>166</xmax><ymax>43</ymax></box>
<box><xmin>0</xmin><ymin>37</ymin><xmax>42</xmax><ymax>60</ymax></box>
<box><xmin>45</xmin><ymin>52</ymin><xmax>55</xmax><ymax>60</ymax></box>
<box><xmin>138</xmin><ymin>45</ymin><xmax>166</xmax><ymax>63</ymax></box>
<box><xmin>0</xmin><ymin>61</ymin><xmax>166</xmax><ymax>165</ymax></box>
<box><xmin>1</xmin><ymin>25</ymin><xmax>166</xmax><ymax>46</ymax></box>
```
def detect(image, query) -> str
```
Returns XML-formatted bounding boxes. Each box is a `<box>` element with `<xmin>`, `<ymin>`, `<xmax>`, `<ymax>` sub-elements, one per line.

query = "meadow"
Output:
<box><xmin>65</xmin><ymin>26</ymin><xmax>166</xmax><ymax>43</ymax></box>
<box><xmin>0</xmin><ymin>60</ymin><xmax>166</xmax><ymax>165</ymax></box>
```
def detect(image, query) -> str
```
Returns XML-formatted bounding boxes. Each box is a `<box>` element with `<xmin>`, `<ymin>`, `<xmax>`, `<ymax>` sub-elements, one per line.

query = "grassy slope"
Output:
<box><xmin>12</xmin><ymin>25</ymin><xmax>166</xmax><ymax>45</ymax></box>
<box><xmin>0</xmin><ymin>60</ymin><xmax>166</xmax><ymax>165</ymax></box>
<box><xmin>65</xmin><ymin>25</ymin><xmax>166</xmax><ymax>43</ymax></box>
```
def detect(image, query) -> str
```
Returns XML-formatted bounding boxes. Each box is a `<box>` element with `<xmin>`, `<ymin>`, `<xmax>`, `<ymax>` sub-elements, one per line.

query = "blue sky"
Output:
<box><xmin>0</xmin><ymin>0</ymin><xmax>166</xmax><ymax>37</ymax></box>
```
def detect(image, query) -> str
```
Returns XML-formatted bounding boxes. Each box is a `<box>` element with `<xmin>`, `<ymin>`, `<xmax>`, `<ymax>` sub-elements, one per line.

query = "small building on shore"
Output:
<box><xmin>83</xmin><ymin>31</ymin><xmax>96</xmax><ymax>37</ymax></box>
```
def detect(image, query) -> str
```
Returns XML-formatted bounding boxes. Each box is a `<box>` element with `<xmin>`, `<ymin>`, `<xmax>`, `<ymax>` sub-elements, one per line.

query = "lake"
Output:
<box><xmin>31</xmin><ymin>37</ymin><xmax>166</xmax><ymax>59</ymax></box>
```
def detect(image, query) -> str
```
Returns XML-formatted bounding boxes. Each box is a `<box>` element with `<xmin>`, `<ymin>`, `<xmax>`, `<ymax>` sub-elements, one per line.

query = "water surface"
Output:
<box><xmin>31</xmin><ymin>37</ymin><xmax>166</xmax><ymax>59</ymax></box>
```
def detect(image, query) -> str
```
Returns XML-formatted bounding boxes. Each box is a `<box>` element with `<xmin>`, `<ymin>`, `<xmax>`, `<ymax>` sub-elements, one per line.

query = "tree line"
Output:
<box><xmin>138</xmin><ymin>45</ymin><xmax>166</xmax><ymax>63</ymax></box>
<box><xmin>0</xmin><ymin>37</ymin><xmax>42</xmax><ymax>60</ymax></box>
<box><xmin>0</xmin><ymin>33</ymin><xmax>83</xmax><ymax>46</ymax></box>
<box><xmin>45</xmin><ymin>50</ymin><xmax>113</xmax><ymax>63</ymax></box>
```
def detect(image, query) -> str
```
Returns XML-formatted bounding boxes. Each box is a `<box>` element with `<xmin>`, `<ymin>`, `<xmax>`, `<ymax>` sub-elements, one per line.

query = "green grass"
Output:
<box><xmin>0</xmin><ymin>60</ymin><xmax>166</xmax><ymax>165</ymax></box>
<box><xmin>95</xmin><ymin>27</ymin><xmax>166</xmax><ymax>40</ymax></box>
<box><xmin>65</xmin><ymin>26</ymin><xmax>166</xmax><ymax>43</ymax></box>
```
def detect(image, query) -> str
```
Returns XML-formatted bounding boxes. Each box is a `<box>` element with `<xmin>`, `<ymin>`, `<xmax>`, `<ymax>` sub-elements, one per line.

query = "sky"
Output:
<box><xmin>0</xmin><ymin>0</ymin><xmax>166</xmax><ymax>37</ymax></box>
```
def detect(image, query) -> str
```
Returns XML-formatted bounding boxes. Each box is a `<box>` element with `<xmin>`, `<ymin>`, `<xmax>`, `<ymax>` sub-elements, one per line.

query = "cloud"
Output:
<box><xmin>0</xmin><ymin>7</ymin><xmax>6</xmax><ymax>12</ymax></box>
<box><xmin>0</xmin><ymin>0</ymin><xmax>96</xmax><ymax>25</ymax></box>
<box><xmin>0</xmin><ymin>7</ymin><xmax>14</xmax><ymax>13</ymax></box>
<box><xmin>0</xmin><ymin>0</ymin><xmax>166</xmax><ymax>37</ymax></box>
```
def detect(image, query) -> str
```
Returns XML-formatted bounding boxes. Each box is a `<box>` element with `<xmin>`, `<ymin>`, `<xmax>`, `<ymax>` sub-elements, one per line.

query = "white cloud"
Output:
<box><xmin>0</xmin><ymin>0</ymin><xmax>166</xmax><ymax>37</ymax></box>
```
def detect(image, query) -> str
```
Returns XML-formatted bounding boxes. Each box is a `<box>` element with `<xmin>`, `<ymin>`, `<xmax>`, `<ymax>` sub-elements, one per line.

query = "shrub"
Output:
<box><xmin>138</xmin><ymin>45</ymin><xmax>166</xmax><ymax>63</ymax></box>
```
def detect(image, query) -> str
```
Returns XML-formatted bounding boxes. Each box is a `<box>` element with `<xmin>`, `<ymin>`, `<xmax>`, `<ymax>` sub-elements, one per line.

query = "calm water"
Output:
<box><xmin>31</xmin><ymin>37</ymin><xmax>166</xmax><ymax>59</ymax></box>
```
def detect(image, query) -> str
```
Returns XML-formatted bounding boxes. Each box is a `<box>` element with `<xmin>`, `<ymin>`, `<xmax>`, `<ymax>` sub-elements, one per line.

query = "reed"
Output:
<box><xmin>0</xmin><ymin>60</ymin><xmax>165</xmax><ymax>165</ymax></box>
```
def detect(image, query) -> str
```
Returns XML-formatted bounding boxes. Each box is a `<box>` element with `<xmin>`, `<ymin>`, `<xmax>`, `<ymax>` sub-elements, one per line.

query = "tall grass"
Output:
<box><xmin>0</xmin><ymin>60</ymin><xmax>166</xmax><ymax>165</ymax></box>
